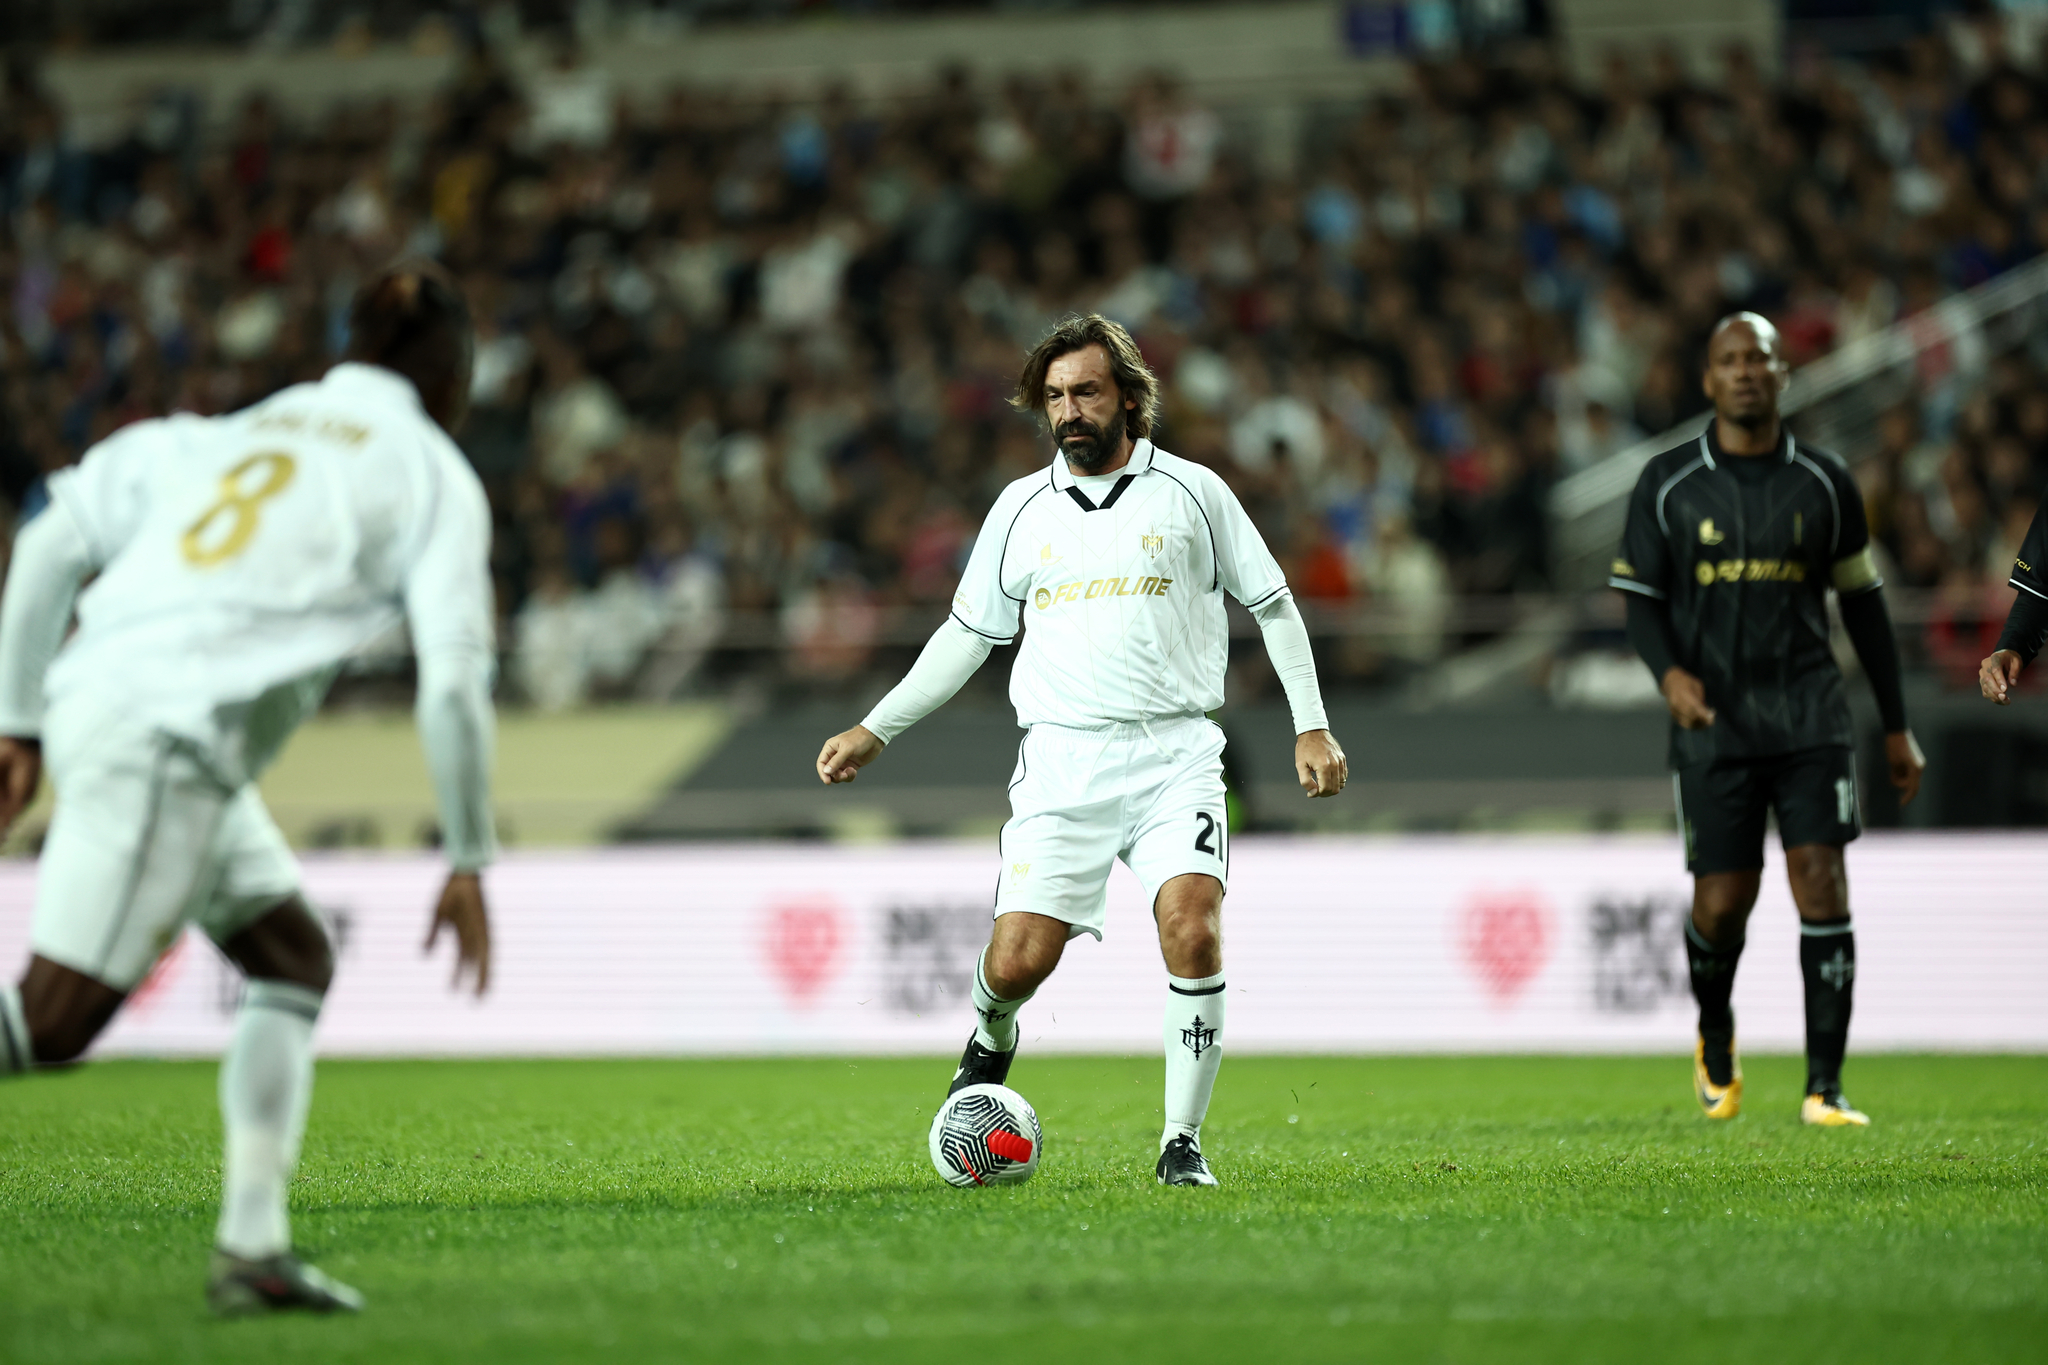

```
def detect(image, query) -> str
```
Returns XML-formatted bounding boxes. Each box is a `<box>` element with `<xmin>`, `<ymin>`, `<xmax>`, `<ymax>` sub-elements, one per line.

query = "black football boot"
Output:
<box><xmin>946</xmin><ymin>1032</ymin><xmax>1016</xmax><ymax>1097</ymax></box>
<box><xmin>1155</xmin><ymin>1133</ymin><xmax>1218</xmax><ymax>1187</ymax></box>
<box><xmin>206</xmin><ymin>1250</ymin><xmax>365</xmax><ymax>1316</ymax></box>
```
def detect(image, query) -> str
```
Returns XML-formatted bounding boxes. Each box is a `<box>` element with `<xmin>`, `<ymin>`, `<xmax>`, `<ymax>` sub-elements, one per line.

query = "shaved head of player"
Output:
<box><xmin>0</xmin><ymin>260</ymin><xmax>497</xmax><ymax>1313</ymax></box>
<box><xmin>814</xmin><ymin>314</ymin><xmax>1348</xmax><ymax>1187</ymax></box>
<box><xmin>1701</xmin><ymin>312</ymin><xmax>1790</xmax><ymax>441</ymax></box>
<box><xmin>1607</xmin><ymin>310</ymin><xmax>1923</xmax><ymax>1129</ymax></box>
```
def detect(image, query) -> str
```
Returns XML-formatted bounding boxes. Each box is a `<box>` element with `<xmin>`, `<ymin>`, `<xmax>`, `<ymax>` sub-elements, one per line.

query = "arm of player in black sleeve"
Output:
<box><xmin>1623</xmin><ymin>590</ymin><xmax>1680</xmax><ymax>682</ymax></box>
<box><xmin>1610</xmin><ymin>459</ymin><xmax>1713</xmax><ymax>732</ymax></box>
<box><xmin>1837</xmin><ymin>590</ymin><xmax>1907</xmax><ymax>732</ymax></box>
<box><xmin>1823</xmin><ymin>465</ymin><xmax>1906</xmax><ymax>731</ymax></box>
<box><xmin>1827</xmin><ymin>459</ymin><xmax>1924</xmax><ymax>799</ymax></box>
<box><xmin>1992</xmin><ymin>590</ymin><xmax>2048</xmax><ymax>665</ymax></box>
<box><xmin>1983</xmin><ymin>499</ymin><xmax>2048</xmax><ymax>702</ymax></box>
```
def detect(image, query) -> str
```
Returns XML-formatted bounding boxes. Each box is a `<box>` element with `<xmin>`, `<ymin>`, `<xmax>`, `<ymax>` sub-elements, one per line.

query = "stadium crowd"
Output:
<box><xmin>2</xmin><ymin>21</ymin><xmax>2047</xmax><ymax>705</ymax></box>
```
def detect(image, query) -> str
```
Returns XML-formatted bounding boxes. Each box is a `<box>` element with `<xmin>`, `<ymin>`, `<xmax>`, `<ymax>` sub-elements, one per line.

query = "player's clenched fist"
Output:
<box><xmin>817</xmin><ymin>724</ymin><xmax>884</xmax><ymax>784</ymax></box>
<box><xmin>1296</xmin><ymin>729</ymin><xmax>1347</xmax><ymax>798</ymax></box>
<box><xmin>1980</xmin><ymin>649</ymin><xmax>2023</xmax><ymax>705</ymax></box>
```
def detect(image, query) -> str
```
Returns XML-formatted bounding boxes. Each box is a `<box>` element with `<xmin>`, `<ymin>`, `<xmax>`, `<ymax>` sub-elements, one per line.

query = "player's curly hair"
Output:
<box><xmin>1010</xmin><ymin>314</ymin><xmax>1160</xmax><ymax>440</ymax></box>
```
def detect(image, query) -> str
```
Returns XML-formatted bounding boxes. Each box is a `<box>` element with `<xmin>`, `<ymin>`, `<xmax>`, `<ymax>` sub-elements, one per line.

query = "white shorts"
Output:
<box><xmin>31</xmin><ymin>697</ymin><xmax>301</xmax><ymax>991</ymax></box>
<box><xmin>996</xmin><ymin>715</ymin><xmax>1230</xmax><ymax>941</ymax></box>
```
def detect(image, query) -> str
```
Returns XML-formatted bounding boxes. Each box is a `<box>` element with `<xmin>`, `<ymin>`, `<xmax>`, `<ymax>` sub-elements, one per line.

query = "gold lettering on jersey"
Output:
<box><xmin>251</xmin><ymin>412</ymin><xmax>370</xmax><ymax>446</ymax></box>
<box><xmin>1694</xmin><ymin>558</ymin><xmax>1807</xmax><ymax>586</ymax></box>
<box><xmin>1141</xmin><ymin>532</ymin><xmax>1164</xmax><ymax>557</ymax></box>
<box><xmin>1039</xmin><ymin>577</ymin><xmax>1175</xmax><ymax>609</ymax></box>
<box><xmin>1699</xmin><ymin>518</ymin><xmax>1725</xmax><ymax>546</ymax></box>
<box><xmin>2019</xmin><ymin>558</ymin><xmax>2035</xmax><ymax>573</ymax></box>
<box><xmin>1612</xmin><ymin>558</ymin><xmax>1635</xmax><ymax>577</ymax></box>
<box><xmin>181</xmin><ymin>452</ymin><xmax>298</xmax><ymax>568</ymax></box>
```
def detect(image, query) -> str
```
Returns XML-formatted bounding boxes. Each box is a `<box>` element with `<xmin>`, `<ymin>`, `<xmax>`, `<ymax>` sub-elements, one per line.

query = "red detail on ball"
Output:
<box><xmin>988</xmin><ymin>1129</ymin><xmax>1034</xmax><ymax>1162</ymax></box>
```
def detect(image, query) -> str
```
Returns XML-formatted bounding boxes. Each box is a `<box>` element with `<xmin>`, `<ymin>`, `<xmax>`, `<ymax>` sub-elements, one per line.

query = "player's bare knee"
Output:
<box><xmin>983</xmin><ymin>940</ymin><xmax>1053</xmax><ymax>997</ymax></box>
<box><xmin>220</xmin><ymin>898</ymin><xmax>335</xmax><ymax>996</ymax></box>
<box><xmin>1690</xmin><ymin>872</ymin><xmax>1758</xmax><ymax>946</ymax></box>
<box><xmin>1786</xmin><ymin>846</ymin><xmax>1848</xmax><ymax>921</ymax></box>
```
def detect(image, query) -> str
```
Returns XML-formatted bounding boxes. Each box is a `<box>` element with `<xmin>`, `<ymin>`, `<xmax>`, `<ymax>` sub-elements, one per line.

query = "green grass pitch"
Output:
<box><xmin>2</xmin><ymin>1054</ymin><xmax>2043</xmax><ymax>1363</ymax></box>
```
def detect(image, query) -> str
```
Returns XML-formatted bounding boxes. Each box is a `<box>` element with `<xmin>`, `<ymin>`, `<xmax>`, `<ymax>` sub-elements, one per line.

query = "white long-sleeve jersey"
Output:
<box><xmin>864</xmin><ymin>438</ymin><xmax>1328</xmax><ymax>739</ymax></box>
<box><xmin>0</xmin><ymin>362</ymin><xmax>498</xmax><ymax>867</ymax></box>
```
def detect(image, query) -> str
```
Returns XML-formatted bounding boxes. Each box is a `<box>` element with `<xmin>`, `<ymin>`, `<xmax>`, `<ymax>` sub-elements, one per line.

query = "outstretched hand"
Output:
<box><xmin>1296</xmin><ymin>729</ymin><xmax>1347</xmax><ymax>798</ymax></box>
<box><xmin>1980</xmin><ymin>649</ymin><xmax>2024</xmax><ymax>705</ymax></box>
<box><xmin>816</xmin><ymin>725</ymin><xmax>884</xmax><ymax>784</ymax></box>
<box><xmin>0</xmin><ymin>737</ymin><xmax>41</xmax><ymax>836</ymax></box>
<box><xmin>424</xmin><ymin>871</ymin><xmax>491</xmax><ymax>997</ymax></box>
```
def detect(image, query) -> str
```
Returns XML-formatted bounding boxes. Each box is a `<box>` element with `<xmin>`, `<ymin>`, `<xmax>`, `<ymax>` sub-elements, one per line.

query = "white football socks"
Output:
<box><xmin>0</xmin><ymin>983</ymin><xmax>28</xmax><ymax>1074</ymax></box>
<box><xmin>1162</xmin><ymin>971</ymin><xmax>1225</xmax><ymax>1150</ymax></box>
<box><xmin>216</xmin><ymin>980</ymin><xmax>323</xmax><ymax>1259</ymax></box>
<box><xmin>970</xmin><ymin>948</ymin><xmax>1032</xmax><ymax>1052</ymax></box>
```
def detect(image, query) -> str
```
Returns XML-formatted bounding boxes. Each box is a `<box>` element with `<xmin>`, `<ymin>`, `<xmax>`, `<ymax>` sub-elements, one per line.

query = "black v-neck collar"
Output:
<box><xmin>1064</xmin><ymin>473</ymin><xmax>1135</xmax><ymax>512</ymax></box>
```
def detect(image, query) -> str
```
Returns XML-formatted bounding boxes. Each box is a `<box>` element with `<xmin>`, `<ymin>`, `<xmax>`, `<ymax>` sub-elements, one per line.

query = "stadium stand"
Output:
<box><xmin>1</xmin><ymin>12</ymin><xmax>2047</xmax><ymax>710</ymax></box>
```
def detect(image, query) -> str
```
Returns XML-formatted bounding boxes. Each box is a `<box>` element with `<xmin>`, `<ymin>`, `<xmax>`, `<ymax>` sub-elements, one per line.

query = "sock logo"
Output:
<box><xmin>1180</xmin><ymin>1014</ymin><xmax>1217</xmax><ymax>1058</ymax></box>
<box><xmin>1819</xmin><ymin>948</ymin><xmax>1855</xmax><ymax>990</ymax></box>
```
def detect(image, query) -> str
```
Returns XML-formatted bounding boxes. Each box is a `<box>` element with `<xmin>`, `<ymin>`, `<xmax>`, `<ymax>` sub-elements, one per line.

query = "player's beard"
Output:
<box><xmin>1056</xmin><ymin>408</ymin><xmax>1127</xmax><ymax>474</ymax></box>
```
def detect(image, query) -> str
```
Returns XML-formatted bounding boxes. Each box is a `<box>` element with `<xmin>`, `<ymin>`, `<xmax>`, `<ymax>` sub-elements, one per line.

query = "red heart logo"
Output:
<box><xmin>762</xmin><ymin>901</ymin><xmax>845</xmax><ymax>1006</ymax></box>
<box><xmin>1458</xmin><ymin>889</ymin><xmax>1554</xmax><ymax>1006</ymax></box>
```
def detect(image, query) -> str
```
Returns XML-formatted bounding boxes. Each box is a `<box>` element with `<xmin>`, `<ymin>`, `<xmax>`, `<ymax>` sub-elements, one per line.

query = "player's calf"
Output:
<box><xmin>212</xmin><ymin>899</ymin><xmax>334</xmax><ymax>1266</ymax></box>
<box><xmin>4</xmin><ymin>956</ymin><xmax>128</xmax><ymax>1071</ymax></box>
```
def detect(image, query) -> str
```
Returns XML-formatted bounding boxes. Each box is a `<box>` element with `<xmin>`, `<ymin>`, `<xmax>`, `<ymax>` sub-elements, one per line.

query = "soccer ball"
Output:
<box><xmin>927</xmin><ymin>1083</ymin><xmax>1042</xmax><ymax>1187</ymax></box>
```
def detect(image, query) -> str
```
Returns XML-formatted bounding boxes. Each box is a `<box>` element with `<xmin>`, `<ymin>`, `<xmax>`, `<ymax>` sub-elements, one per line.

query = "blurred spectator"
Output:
<box><xmin>4</xmin><ymin>19</ymin><xmax>2048</xmax><ymax>705</ymax></box>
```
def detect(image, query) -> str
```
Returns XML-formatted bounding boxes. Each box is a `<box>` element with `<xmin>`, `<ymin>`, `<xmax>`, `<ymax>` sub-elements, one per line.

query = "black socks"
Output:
<box><xmin>1799</xmin><ymin>920</ymin><xmax>1856</xmax><ymax>1097</ymax></box>
<box><xmin>1685</xmin><ymin>917</ymin><xmax>1744</xmax><ymax>1086</ymax></box>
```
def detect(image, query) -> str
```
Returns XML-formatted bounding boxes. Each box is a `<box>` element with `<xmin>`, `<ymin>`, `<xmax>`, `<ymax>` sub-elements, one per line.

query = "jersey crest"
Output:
<box><xmin>1141</xmin><ymin>531</ymin><xmax>1164</xmax><ymax>557</ymax></box>
<box><xmin>1698</xmin><ymin>518</ymin><xmax>1725</xmax><ymax>546</ymax></box>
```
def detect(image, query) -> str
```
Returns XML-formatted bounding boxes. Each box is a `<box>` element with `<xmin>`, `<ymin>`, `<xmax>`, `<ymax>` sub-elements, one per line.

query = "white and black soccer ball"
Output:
<box><xmin>927</xmin><ymin>1083</ymin><xmax>1042</xmax><ymax>1187</ymax></box>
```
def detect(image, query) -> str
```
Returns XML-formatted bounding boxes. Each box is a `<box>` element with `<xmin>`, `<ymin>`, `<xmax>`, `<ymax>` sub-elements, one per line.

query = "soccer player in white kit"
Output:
<box><xmin>0</xmin><ymin>265</ymin><xmax>497</xmax><ymax>1314</ymax></box>
<box><xmin>816</xmin><ymin>315</ymin><xmax>1346</xmax><ymax>1186</ymax></box>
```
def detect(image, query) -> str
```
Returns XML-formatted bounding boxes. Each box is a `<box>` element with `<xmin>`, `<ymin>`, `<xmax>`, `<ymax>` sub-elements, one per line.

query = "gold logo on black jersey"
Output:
<box><xmin>1699</xmin><ymin>518</ymin><xmax>1725</xmax><ymax>546</ymax></box>
<box><xmin>1695</xmin><ymin>558</ymin><xmax>1807</xmax><ymax>585</ymax></box>
<box><xmin>1612</xmin><ymin>558</ymin><xmax>1635</xmax><ymax>577</ymax></box>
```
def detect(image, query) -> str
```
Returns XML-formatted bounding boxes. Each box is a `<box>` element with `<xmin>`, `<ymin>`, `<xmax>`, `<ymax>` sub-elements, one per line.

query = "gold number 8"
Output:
<box><xmin>180</xmin><ymin>452</ymin><xmax>297</xmax><ymax>567</ymax></box>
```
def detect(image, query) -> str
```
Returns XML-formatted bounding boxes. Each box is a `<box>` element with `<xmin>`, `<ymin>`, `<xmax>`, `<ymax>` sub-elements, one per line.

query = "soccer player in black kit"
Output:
<box><xmin>1611</xmin><ymin>313</ymin><xmax>1926</xmax><ymax>1127</ymax></box>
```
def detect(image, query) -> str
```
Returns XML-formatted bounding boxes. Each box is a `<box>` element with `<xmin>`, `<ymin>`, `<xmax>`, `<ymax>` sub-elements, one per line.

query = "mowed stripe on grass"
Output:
<box><xmin>1</xmin><ymin>1055</ymin><xmax>2042</xmax><ymax>1363</ymax></box>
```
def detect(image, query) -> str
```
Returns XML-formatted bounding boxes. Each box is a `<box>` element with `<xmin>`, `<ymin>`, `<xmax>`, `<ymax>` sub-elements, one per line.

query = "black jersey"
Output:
<box><xmin>1610</xmin><ymin>425</ymin><xmax>1881</xmax><ymax>767</ymax></box>
<box><xmin>2009</xmin><ymin>502</ymin><xmax>2048</xmax><ymax>605</ymax></box>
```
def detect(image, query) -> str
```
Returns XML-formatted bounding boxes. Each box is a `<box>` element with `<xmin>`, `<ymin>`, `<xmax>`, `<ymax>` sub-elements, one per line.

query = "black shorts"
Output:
<box><xmin>1674</xmin><ymin>745</ymin><xmax>1862</xmax><ymax>876</ymax></box>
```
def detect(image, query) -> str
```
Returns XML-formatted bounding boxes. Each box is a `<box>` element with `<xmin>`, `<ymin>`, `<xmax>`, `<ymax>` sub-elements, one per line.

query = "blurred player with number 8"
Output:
<box><xmin>0</xmin><ymin>263</ymin><xmax>498</xmax><ymax>1315</ymax></box>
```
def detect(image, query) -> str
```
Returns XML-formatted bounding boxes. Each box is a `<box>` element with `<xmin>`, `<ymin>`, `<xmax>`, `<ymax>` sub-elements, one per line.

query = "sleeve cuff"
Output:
<box><xmin>1609</xmin><ymin>578</ymin><xmax>1667</xmax><ymax>600</ymax></box>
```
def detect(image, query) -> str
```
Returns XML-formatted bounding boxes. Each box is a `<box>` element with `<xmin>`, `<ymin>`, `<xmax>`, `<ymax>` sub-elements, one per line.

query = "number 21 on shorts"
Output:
<box><xmin>1194</xmin><ymin>810</ymin><xmax>1224</xmax><ymax>858</ymax></box>
<box><xmin>181</xmin><ymin>452</ymin><xmax>297</xmax><ymax>567</ymax></box>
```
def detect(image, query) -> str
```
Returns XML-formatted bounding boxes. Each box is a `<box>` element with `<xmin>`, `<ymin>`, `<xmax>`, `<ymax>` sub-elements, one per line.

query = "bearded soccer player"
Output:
<box><xmin>1610</xmin><ymin>312</ymin><xmax>1924</xmax><ymax>1127</ymax></box>
<box><xmin>0</xmin><ymin>264</ymin><xmax>496</xmax><ymax>1313</ymax></box>
<box><xmin>815</xmin><ymin>315</ymin><xmax>1346</xmax><ymax>1186</ymax></box>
